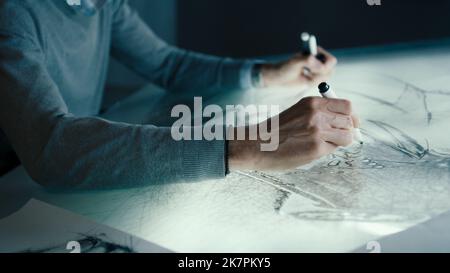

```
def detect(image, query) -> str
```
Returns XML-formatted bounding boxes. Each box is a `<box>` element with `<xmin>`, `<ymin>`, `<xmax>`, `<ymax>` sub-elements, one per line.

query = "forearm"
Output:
<box><xmin>23</xmin><ymin>115</ymin><xmax>227</xmax><ymax>190</ymax></box>
<box><xmin>0</xmin><ymin>2</ymin><xmax>228</xmax><ymax>190</ymax></box>
<box><xmin>125</xmin><ymin>46</ymin><xmax>249</xmax><ymax>94</ymax></box>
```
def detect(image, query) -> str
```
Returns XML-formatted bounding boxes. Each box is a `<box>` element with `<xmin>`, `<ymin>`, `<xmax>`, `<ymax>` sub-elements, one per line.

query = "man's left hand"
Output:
<box><xmin>259</xmin><ymin>46</ymin><xmax>337</xmax><ymax>89</ymax></box>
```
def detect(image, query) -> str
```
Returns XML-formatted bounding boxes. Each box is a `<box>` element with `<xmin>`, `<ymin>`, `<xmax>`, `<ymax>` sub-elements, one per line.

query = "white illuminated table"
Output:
<box><xmin>2</xmin><ymin>39</ymin><xmax>450</xmax><ymax>252</ymax></box>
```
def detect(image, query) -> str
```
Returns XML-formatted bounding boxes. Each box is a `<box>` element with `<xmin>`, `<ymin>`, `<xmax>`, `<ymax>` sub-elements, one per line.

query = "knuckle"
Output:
<box><xmin>302</xmin><ymin>96</ymin><xmax>321</xmax><ymax>109</ymax></box>
<box><xmin>309</xmin><ymin>139</ymin><xmax>322</xmax><ymax>153</ymax></box>
<box><xmin>301</xmin><ymin>97</ymin><xmax>314</xmax><ymax>107</ymax></box>
<box><xmin>340</xmin><ymin>99</ymin><xmax>353</xmax><ymax>113</ymax></box>
<box><xmin>306</xmin><ymin>112</ymin><xmax>321</xmax><ymax>130</ymax></box>
<box><xmin>311</xmin><ymin>129</ymin><xmax>323</xmax><ymax>145</ymax></box>
<box><xmin>306</xmin><ymin>55</ymin><xmax>317</xmax><ymax>64</ymax></box>
<box><xmin>309</xmin><ymin>124</ymin><xmax>321</xmax><ymax>135</ymax></box>
<box><xmin>342</xmin><ymin>115</ymin><xmax>353</xmax><ymax>128</ymax></box>
<box><xmin>329</xmin><ymin>56</ymin><xmax>338</xmax><ymax>66</ymax></box>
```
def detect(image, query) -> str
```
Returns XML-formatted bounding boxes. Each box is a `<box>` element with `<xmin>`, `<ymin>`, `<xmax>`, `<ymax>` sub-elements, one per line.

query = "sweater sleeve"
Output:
<box><xmin>0</xmin><ymin>30</ymin><xmax>226</xmax><ymax>190</ymax></box>
<box><xmin>110</xmin><ymin>0</ymin><xmax>250</xmax><ymax>95</ymax></box>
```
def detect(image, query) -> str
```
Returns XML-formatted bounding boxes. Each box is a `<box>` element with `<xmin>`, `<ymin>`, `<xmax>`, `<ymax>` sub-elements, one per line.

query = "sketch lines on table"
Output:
<box><xmin>241</xmin><ymin>73</ymin><xmax>450</xmax><ymax>222</ymax></box>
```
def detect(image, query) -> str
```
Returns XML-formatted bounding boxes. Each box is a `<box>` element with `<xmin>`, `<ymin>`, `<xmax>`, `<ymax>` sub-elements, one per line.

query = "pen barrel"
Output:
<box><xmin>320</xmin><ymin>88</ymin><xmax>339</xmax><ymax>99</ymax></box>
<box><xmin>309</xmin><ymin>35</ymin><xmax>318</xmax><ymax>56</ymax></box>
<box><xmin>301</xmin><ymin>32</ymin><xmax>311</xmax><ymax>55</ymax></box>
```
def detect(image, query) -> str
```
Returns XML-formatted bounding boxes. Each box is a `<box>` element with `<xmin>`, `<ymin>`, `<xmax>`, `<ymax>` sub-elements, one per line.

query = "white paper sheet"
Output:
<box><xmin>0</xmin><ymin>199</ymin><xmax>171</xmax><ymax>253</ymax></box>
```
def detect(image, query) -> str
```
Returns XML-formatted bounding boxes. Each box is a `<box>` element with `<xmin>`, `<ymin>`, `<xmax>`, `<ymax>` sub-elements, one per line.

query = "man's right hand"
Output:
<box><xmin>228</xmin><ymin>96</ymin><xmax>358</xmax><ymax>171</ymax></box>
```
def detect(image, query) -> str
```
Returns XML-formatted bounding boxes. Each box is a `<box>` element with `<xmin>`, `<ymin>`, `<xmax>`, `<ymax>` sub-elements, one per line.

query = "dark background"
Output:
<box><xmin>177</xmin><ymin>0</ymin><xmax>450</xmax><ymax>58</ymax></box>
<box><xmin>108</xmin><ymin>0</ymin><xmax>450</xmax><ymax>93</ymax></box>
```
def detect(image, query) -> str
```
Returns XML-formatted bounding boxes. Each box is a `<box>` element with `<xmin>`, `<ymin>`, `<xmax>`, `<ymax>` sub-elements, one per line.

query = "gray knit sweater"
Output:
<box><xmin>0</xmin><ymin>0</ymin><xmax>249</xmax><ymax>189</ymax></box>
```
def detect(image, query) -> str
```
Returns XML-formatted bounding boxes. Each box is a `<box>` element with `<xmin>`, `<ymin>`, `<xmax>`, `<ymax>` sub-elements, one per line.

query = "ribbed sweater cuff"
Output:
<box><xmin>182</xmin><ymin>139</ymin><xmax>226</xmax><ymax>181</ymax></box>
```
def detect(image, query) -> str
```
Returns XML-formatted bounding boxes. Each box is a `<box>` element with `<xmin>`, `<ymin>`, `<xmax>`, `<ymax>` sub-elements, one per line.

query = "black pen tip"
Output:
<box><xmin>318</xmin><ymin>82</ymin><xmax>329</xmax><ymax>93</ymax></box>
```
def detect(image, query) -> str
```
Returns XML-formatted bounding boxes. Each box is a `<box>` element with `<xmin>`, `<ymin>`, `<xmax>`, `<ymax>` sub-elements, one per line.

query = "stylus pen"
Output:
<box><xmin>301</xmin><ymin>33</ymin><xmax>327</xmax><ymax>78</ymax></box>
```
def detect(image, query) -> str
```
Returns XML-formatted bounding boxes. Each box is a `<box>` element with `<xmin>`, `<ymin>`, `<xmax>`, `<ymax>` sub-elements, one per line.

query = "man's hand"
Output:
<box><xmin>260</xmin><ymin>47</ymin><xmax>337</xmax><ymax>89</ymax></box>
<box><xmin>228</xmin><ymin>96</ymin><xmax>355</xmax><ymax>171</ymax></box>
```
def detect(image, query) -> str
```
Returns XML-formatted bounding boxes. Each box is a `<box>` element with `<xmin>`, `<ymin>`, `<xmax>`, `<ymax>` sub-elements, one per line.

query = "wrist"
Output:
<box><xmin>227</xmin><ymin>128</ymin><xmax>261</xmax><ymax>171</ymax></box>
<box><xmin>228</xmin><ymin>140</ymin><xmax>251</xmax><ymax>171</ymax></box>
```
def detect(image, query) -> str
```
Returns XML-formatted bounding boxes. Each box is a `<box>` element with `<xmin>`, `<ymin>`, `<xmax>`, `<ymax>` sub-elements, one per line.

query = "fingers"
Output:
<box><xmin>294</xmin><ymin>97</ymin><xmax>352</xmax><ymax>116</ymax></box>
<box><xmin>320</xmin><ymin>142</ymin><xmax>339</xmax><ymax>157</ymax></box>
<box><xmin>321</xmin><ymin>128</ymin><xmax>353</xmax><ymax>147</ymax></box>
<box><xmin>352</xmin><ymin>114</ymin><xmax>361</xmax><ymax>129</ymax></box>
<box><xmin>304</xmin><ymin>70</ymin><xmax>334</xmax><ymax>86</ymax></box>
<box><xmin>305</xmin><ymin>56</ymin><xmax>324</xmax><ymax>74</ymax></box>
<box><xmin>324</xmin><ymin>112</ymin><xmax>354</xmax><ymax>130</ymax></box>
<box><xmin>297</xmin><ymin>97</ymin><xmax>355</xmax><ymax>148</ymax></box>
<box><xmin>324</xmin><ymin>98</ymin><xmax>353</xmax><ymax>115</ymax></box>
<box><xmin>304</xmin><ymin>47</ymin><xmax>337</xmax><ymax>74</ymax></box>
<box><xmin>291</xmin><ymin>96</ymin><xmax>356</xmax><ymax>130</ymax></box>
<box><xmin>267</xmin><ymin>47</ymin><xmax>337</xmax><ymax>88</ymax></box>
<box><xmin>317</xmin><ymin>46</ymin><xmax>338</xmax><ymax>70</ymax></box>
<box><xmin>302</xmin><ymin>58</ymin><xmax>334</xmax><ymax>84</ymax></box>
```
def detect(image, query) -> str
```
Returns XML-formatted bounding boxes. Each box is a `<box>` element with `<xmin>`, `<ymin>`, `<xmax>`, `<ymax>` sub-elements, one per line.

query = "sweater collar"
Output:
<box><xmin>65</xmin><ymin>0</ymin><xmax>107</xmax><ymax>16</ymax></box>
